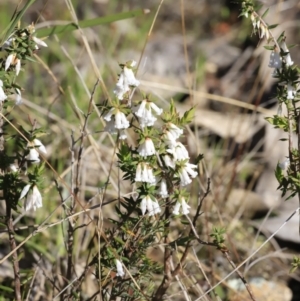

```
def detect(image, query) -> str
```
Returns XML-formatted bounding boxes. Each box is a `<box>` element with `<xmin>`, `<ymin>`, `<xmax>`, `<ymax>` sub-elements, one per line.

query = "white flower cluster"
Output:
<box><xmin>268</xmin><ymin>42</ymin><xmax>297</xmax><ymax>100</ymax></box>
<box><xmin>249</xmin><ymin>13</ymin><xmax>269</xmax><ymax>40</ymax></box>
<box><xmin>268</xmin><ymin>42</ymin><xmax>293</xmax><ymax>71</ymax></box>
<box><xmin>108</xmin><ymin>60</ymin><xmax>198</xmax><ymax>217</ymax></box>
<box><xmin>172</xmin><ymin>196</ymin><xmax>190</xmax><ymax>215</ymax></box>
<box><xmin>18</xmin><ymin>139</ymin><xmax>47</xmax><ymax>211</ymax></box>
<box><xmin>114</xmin><ymin>60</ymin><xmax>140</xmax><ymax>100</ymax></box>
<box><xmin>3</xmin><ymin>34</ymin><xmax>47</xmax><ymax>77</ymax></box>
<box><xmin>247</xmin><ymin>11</ymin><xmax>298</xmax><ymax>102</ymax></box>
<box><xmin>135</xmin><ymin>162</ymin><xmax>156</xmax><ymax>184</ymax></box>
<box><xmin>0</xmin><ymin>25</ymin><xmax>47</xmax><ymax>106</ymax></box>
<box><xmin>104</xmin><ymin>108</ymin><xmax>129</xmax><ymax>140</ymax></box>
<box><xmin>104</xmin><ymin>60</ymin><xmax>140</xmax><ymax>139</ymax></box>
<box><xmin>162</xmin><ymin>123</ymin><xmax>198</xmax><ymax>188</ymax></box>
<box><xmin>134</xmin><ymin>99</ymin><xmax>163</xmax><ymax>128</ymax></box>
<box><xmin>140</xmin><ymin>195</ymin><xmax>161</xmax><ymax>216</ymax></box>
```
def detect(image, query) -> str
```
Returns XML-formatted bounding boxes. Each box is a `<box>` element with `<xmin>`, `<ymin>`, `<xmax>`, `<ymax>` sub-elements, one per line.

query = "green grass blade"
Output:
<box><xmin>0</xmin><ymin>0</ymin><xmax>37</xmax><ymax>44</ymax></box>
<box><xmin>36</xmin><ymin>8</ymin><xmax>150</xmax><ymax>37</ymax></box>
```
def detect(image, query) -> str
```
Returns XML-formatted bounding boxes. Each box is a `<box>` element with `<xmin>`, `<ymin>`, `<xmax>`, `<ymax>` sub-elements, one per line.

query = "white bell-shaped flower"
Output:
<box><xmin>137</xmin><ymin>138</ymin><xmax>156</xmax><ymax>157</ymax></box>
<box><xmin>167</xmin><ymin>142</ymin><xmax>189</xmax><ymax>161</ymax></box>
<box><xmin>135</xmin><ymin>162</ymin><xmax>156</xmax><ymax>183</ymax></box>
<box><xmin>287</xmin><ymin>83</ymin><xmax>296</xmax><ymax>100</ymax></box>
<box><xmin>33</xmin><ymin>36</ymin><xmax>48</xmax><ymax>48</ymax></box>
<box><xmin>172</xmin><ymin>196</ymin><xmax>191</xmax><ymax>215</ymax></box>
<box><xmin>33</xmin><ymin>139</ymin><xmax>47</xmax><ymax>154</ymax></box>
<box><xmin>104</xmin><ymin>108</ymin><xmax>129</xmax><ymax>130</ymax></box>
<box><xmin>158</xmin><ymin>179</ymin><xmax>169</xmax><ymax>198</ymax></box>
<box><xmin>5</xmin><ymin>53</ymin><xmax>21</xmax><ymax>75</ymax></box>
<box><xmin>134</xmin><ymin>99</ymin><xmax>162</xmax><ymax>128</ymax></box>
<box><xmin>140</xmin><ymin>195</ymin><xmax>161</xmax><ymax>216</ymax></box>
<box><xmin>168</xmin><ymin>123</ymin><xmax>183</xmax><ymax>140</ymax></box>
<box><xmin>114</xmin><ymin>60</ymin><xmax>140</xmax><ymax>100</ymax></box>
<box><xmin>163</xmin><ymin>154</ymin><xmax>176</xmax><ymax>169</ymax></box>
<box><xmin>114</xmin><ymin>110</ymin><xmax>130</xmax><ymax>129</ymax></box>
<box><xmin>20</xmin><ymin>185</ymin><xmax>43</xmax><ymax>211</ymax></box>
<box><xmin>178</xmin><ymin>162</ymin><xmax>198</xmax><ymax>186</ymax></box>
<box><xmin>26</xmin><ymin>148</ymin><xmax>40</xmax><ymax>163</ymax></box>
<box><xmin>281</xmin><ymin>41</ymin><xmax>293</xmax><ymax>67</ymax></box>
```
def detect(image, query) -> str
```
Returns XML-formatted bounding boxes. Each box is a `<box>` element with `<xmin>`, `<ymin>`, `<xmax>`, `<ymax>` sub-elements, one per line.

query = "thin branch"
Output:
<box><xmin>223</xmin><ymin>250</ymin><xmax>257</xmax><ymax>301</ymax></box>
<box><xmin>152</xmin><ymin>199</ymin><xmax>173</xmax><ymax>301</ymax></box>
<box><xmin>6</xmin><ymin>206</ymin><xmax>21</xmax><ymax>301</ymax></box>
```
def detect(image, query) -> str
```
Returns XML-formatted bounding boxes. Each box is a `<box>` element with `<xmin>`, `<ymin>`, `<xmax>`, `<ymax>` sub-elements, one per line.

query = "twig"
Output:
<box><xmin>172</xmin><ymin>178</ymin><xmax>212</xmax><ymax>277</ymax></box>
<box><xmin>194</xmin><ymin>207</ymin><xmax>300</xmax><ymax>300</ymax></box>
<box><xmin>152</xmin><ymin>199</ymin><xmax>173</xmax><ymax>301</ymax></box>
<box><xmin>223</xmin><ymin>250</ymin><xmax>257</xmax><ymax>301</ymax></box>
<box><xmin>64</xmin><ymin>79</ymin><xmax>100</xmax><ymax>299</ymax></box>
<box><xmin>6</xmin><ymin>206</ymin><xmax>21</xmax><ymax>301</ymax></box>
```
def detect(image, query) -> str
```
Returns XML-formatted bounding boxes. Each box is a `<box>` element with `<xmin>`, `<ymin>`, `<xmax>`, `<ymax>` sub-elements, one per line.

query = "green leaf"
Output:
<box><xmin>264</xmin><ymin>45</ymin><xmax>274</xmax><ymax>50</ymax></box>
<box><xmin>277</xmin><ymin>31</ymin><xmax>285</xmax><ymax>43</ymax></box>
<box><xmin>195</xmin><ymin>153</ymin><xmax>204</xmax><ymax>164</ymax></box>
<box><xmin>268</xmin><ymin>24</ymin><xmax>278</xmax><ymax>30</ymax></box>
<box><xmin>0</xmin><ymin>285</ymin><xmax>14</xmax><ymax>293</ymax></box>
<box><xmin>36</xmin><ymin>9</ymin><xmax>150</xmax><ymax>37</ymax></box>
<box><xmin>180</xmin><ymin>219</ymin><xmax>190</xmax><ymax>225</ymax></box>
<box><xmin>181</xmin><ymin>107</ymin><xmax>195</xmax><ymax>125</ymax></box>
<box><xmin>275</xmin><ymin>164</ymin><xmax>283</xmax><ymax>182</ymax></box>
<box><xmin>261</xmin><ymin>8</ymin><xmax>269</xmax><ymax>18</ymax></box>
<box><xmin>0</xmin><ymin>0</ymin><xmax>37</xmax><ymax>45</ymax></box>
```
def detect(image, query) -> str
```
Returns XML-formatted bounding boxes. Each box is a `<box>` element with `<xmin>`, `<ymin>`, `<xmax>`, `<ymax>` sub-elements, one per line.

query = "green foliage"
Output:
<box><xmin>210</xmin><ymin>227</ymin><xmax>226</xmax><ymax>249</ymax></box>
<box><xmin>0</xmin><ymin>171</ymin><xmax>23</xmax><ymax>211</ymax></box>
<box><xmin>0</xmin><ymin>0</ymin><xmax>37</xmax><ymax>45</ymax></box>
<box><xmin>290</xmin><ymin>256</ymin><xmax>300</xmax><ymax>273</ymax></box>
<box><xmin>265</xmin><ymin>115</ymin><xmax>290</xmax><ymax>131</ymax></box>
<box><xmin>36</xmin><ymin>9</ymin><xmax>150</xmax><ymax>37</ymax></box>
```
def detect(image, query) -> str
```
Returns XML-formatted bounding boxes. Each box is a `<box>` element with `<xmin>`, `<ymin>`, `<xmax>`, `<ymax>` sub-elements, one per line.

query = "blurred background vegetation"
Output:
<box><xmin>1</xmin><ymin>0</ymin><xmax>300</xmax><ymax>300</ymax></box>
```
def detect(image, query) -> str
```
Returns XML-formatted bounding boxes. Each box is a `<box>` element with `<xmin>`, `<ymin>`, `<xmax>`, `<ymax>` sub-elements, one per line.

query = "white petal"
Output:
<box><xmin>26</xmin><ymin>148</ymin><xmax>40</xmax><ymax>163</ymax></box>
<box><xmin>34</xmin><ymin>139</ymin><xmax>47</xmax><ymax>154</ymax></box>
<box><xmin>158</xmin><ymin>179</ymin><xmax>169</xmax><ymax>198</ymax></box>
<box><xmin>32</xmin><ymin>186</ymin><xmax>43</xmax><ymax>209</ymax></box>
<box><xmin>138</xmin><ymin>138</ymin><xmax>156</xmax><ymax>157</ymax></box>
<box><xmin>20</xmin><ymin>184</ymin><xmax>31</xmax><ymax>200</ymax></box>
<box><xmin>103</xmin><ymin>108</ymin><xmax>114</xmax><ymax>122</ymax></box>
<box><xmin>140</xmin><ymin>197</ymin><xmax>147</xmax><ymax>215</ymax></box>
<box><xmin>135</xmin><ymin>163</ymin><xmax>142</xmax><ymax>182</ymax></box>
<box><xmin>15</xmin><ymin>88</ymin><xmax>22</xmax><ymax>105</ymax></box>
<box><xmin>15</xmin><ymin>59</ymin><xmax>21</xmax><ymax>75</ymax></box>
<box><xmin>179</xmin><ymin>169</ymin><xmax>192</xmax><ymax>186</ymax></box>
<box><xmin>150</xmin><ymin>102</ymin><xmax>163</xmax><ymax>115</ymax></box>
<box><xmin>146</xmin><ymin>196</ymin><xmax>154</xmax><ymax>216</ymax></box>
<box><xmin>163</xmin><ymin>155</ymin><xmax>176</xmax><ymax>169</ymax></box>
<box><xmin>5</xmin><ymin>54</ymin><xmax>14</xmax><ymax>71</ymax></box>
<box><xmin>33</xmin><ymin>36</ymin><xmax>48</xmax><ymax>47</ymax></box>
<box><xmin>152</xmin><ymin>200</ymin><xmax>161</xmax><ymax>214</ymax></box>
<box><xmin>172</xmin><ymin>202</ymin><xmax>181</xmax><ymax>215</ymax></box>
<box><xmin>135</xmin><ymin>100</ymin><xmax>147</xmax><ymax>118</ymax></box>
<box><xmin>181</xmin><ymin>198</ymin><xmax>191</xmax><ymax>215</ymax></box>
<box><xmin>123</xmin><ymin>66</ymin><xmax>140</xmax><ymax>87</ymax></box>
